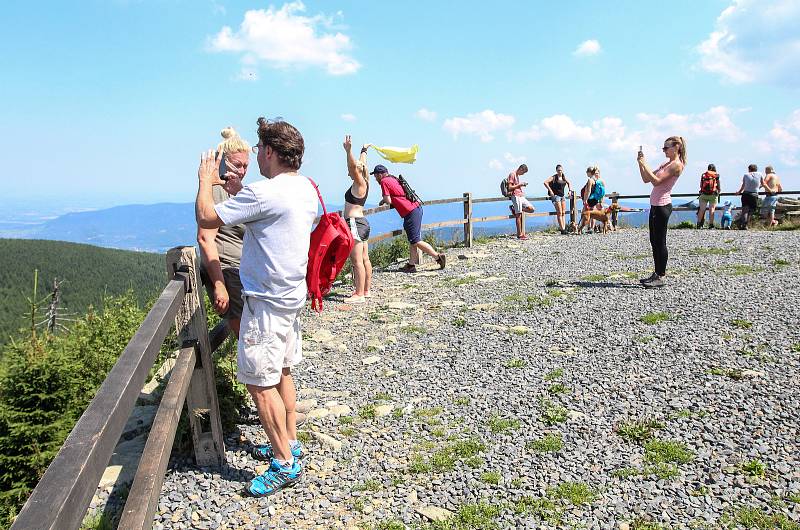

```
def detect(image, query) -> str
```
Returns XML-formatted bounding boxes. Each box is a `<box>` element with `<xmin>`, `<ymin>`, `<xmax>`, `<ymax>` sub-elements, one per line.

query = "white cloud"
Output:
<box><xmin>208</xmin><ymin>2</ymin><xmax>360</xmax><ymax>77</ymax></box>
<box><xmin>503</xmin><ymin>152</ymin><xmax>527</xmax><ymax>165</ymax></box>
<box><xmin>443</xmin><ymin>110</ymin><xmax>515</xmax><ymax>142</ymax></box>
<box><xmin>340</xmin><ymin>113</ymin><xmax>356</xmax><ymax>122</ymax></box>
<box><xmin>510</xmin><ymin>106</ymin><xmax>742</xmax><ymax>152</ymax></box>
<box><xmin>488</xmin><ymin>159</ymin><xmax>504</xmax><ymax>170</ymax></box>
<box><xmin>573</xmin><ymin>39</ymin><xmax>601</xmax><ymax>57</ymax></box>
<box><xmin>767</xmin><ymin>109</ymin><xmax>800</xmax><ymax>166</ymax></box>
<box><xmin>697</xmin><ymin>0</ymin><xmax>800</xmax><ymax>85</ymax></box>
<box><xmin>415</xmin><ymin>108</ymin><xmax>438</xmax><ymax>122</ymax></box>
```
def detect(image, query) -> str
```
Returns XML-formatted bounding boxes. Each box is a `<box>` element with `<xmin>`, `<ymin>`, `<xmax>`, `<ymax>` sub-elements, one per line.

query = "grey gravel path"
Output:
<box><xmin>155</xmin><ymin>227</ymin><xmax>800</xmax><ymax>529</ymax></box>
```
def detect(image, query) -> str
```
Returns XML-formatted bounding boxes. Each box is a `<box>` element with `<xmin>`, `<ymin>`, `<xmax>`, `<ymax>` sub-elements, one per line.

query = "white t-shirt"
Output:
<box><xmin>215</xmin><ymin>173</ymin><xmax>318</xmax><ymax>310</ymax></box>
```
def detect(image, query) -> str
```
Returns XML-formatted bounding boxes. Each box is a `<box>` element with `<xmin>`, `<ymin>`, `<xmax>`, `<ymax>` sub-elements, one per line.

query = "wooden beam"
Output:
<box><xmin>463</xmin><ymin>192</ymin><xmax>473</xmax><ymax>248</ymax></box>
<box><xmin>10</xmin><ymin>280</ymin><xmax>186</xmax><ymax>530</ymax></box>
<box><xmin>166</xmin><ymin>247</ymin><xmax>226</xmax><ymax>468</ymax></box>
<box><xmin>117</xmin><ymin>344</ymin><xmax>197</xmax><ymax>530</ymax></box>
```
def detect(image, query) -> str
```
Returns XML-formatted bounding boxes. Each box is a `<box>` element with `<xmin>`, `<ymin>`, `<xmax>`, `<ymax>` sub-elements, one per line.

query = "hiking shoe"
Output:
<box><xmin>436</xmin><ymin>253</ymin><xmax>447</xmax><ymax>270</ymax></box>
<box><xmin>344</xmin><ymin>294</ymin><xmax>366</xmax><ymax>304</ymax></box>
<box><xmin>245</xmin><ymin>458</ymin><xmax>303</xmax><ymax>497</ymax></box>
<box><xmin>252</xmin><ymin>441</ymin><xmax>306</xmax><ymax>462</ymax></box>
<box><xmin>639</xmin><ymin>272</ymin><xmax>659</xmax><ymax>284</ymax></box>
<box><xmin>643</xmin><ymin>276</ymin><xmax>666</xmax><ymax>289</ymax></box>
<box><xmin>399</xmin><ymin>263</ymin><xmax>417</xmax><ymax>273</ymax></box>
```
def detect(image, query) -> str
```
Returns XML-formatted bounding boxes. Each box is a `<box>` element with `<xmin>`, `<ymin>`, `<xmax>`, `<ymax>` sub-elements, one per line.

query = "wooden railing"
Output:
<box><xmin>12</xmin><ymin>188</ymin><xmax>799</xmax><ymax>530</ymax></box>
<box><xmin>11</xmin><ymin>247</ymin><xmax>228</xmax><ymax>530</ymax></box>
<box><xmin>353</xmin><ymin>190</ymin><xmax>800</xmax><ymax>247</ymax></box>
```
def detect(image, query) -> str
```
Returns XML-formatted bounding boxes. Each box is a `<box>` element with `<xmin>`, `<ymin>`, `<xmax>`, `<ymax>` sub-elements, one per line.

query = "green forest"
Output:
<box><xmin>0</xmin><ymin>239</ymin><xmax>166</xmax><ymax>349</ymax></box>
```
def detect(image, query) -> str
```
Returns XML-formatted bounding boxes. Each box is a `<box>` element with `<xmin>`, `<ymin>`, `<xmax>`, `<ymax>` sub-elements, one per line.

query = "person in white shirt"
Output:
<box><xmin>196</xmin><ymin>117</ymin><xmax>316</xmax><ymax>497</ymax></box>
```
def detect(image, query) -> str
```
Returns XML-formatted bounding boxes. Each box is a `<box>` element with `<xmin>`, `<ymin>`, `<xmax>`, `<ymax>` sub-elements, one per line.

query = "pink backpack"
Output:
<box><xmin>306</xmin><ymin>178</ymin><xmax>354</xmax><ymax>312</ymax></box>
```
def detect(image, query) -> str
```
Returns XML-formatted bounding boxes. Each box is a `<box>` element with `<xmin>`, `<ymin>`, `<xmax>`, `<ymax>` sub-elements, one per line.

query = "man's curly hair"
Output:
<box><xmin>256</xmin><ymin>117</ymin><xmax>304</xmax><ymax>170</ymax></box>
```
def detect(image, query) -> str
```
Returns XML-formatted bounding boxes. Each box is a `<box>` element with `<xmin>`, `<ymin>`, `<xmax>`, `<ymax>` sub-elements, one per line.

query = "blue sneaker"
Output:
<box><xmin>246</xmin><ymin>458</ymin><xmax>303</xmax><ymax>497</ymax></box>
<box><xmin>252</xmin><ymin>441</ymin><xmax>305</xmax><ymax>462</ymax></box>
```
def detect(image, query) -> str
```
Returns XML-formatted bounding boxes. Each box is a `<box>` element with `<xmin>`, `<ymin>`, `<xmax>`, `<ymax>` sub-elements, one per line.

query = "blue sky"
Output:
<box><xmin>2</xmin><ymin>0</ymin><xmax>799</xmax><ymax>211</ymax></box>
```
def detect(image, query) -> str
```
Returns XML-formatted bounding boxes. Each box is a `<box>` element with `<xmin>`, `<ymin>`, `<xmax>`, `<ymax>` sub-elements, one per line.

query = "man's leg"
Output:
<box><xmin>413</xmin><ymin>240</ymin><xmax>439</xmax><ymax>259</ymax></box>
<box><xmin>697</xmin><ymin>200</ymin><xmax>707</xmax><ymax>228</ymax></box>
<box><xmin>247</xmin><ymin>384</ymin><xmax>292</xmax><ymax>462</ymax></box>
<box><xmin>276</xmin><ymin>367</ymin><xmax>297</xmax><ymax>442</ymax></box>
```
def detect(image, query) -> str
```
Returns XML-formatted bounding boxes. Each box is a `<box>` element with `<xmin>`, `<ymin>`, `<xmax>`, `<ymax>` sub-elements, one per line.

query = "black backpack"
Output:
<box><xmin>397</xmin><ymin>174</ymin><xmax>421</xmax><ymax>203</ymax></box>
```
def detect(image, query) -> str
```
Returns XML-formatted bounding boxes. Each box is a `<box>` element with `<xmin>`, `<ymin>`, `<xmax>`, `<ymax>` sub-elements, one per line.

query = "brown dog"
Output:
<box><xmin>577</xmin><ymin>207</ymin><xmax>612</xmax><ymax>234</ymax></box>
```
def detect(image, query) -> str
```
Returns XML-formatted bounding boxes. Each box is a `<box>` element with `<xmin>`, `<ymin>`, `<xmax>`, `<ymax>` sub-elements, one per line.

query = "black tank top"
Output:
<box><xmin>344</xmin><ymin>181</ymin><xmax>369</xmax><ymax>206</ymax></box>
<box><xmin>550</xmin><ymin>175</ymin><xmax>566</xmax><ymax>196</ymax></box>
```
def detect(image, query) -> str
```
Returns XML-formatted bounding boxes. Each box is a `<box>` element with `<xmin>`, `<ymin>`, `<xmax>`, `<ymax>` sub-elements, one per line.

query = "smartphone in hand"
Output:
<box><xmin>218</xmin><ymin>154</ymin><xmax>229</xmax><ymax>181</ymax></box>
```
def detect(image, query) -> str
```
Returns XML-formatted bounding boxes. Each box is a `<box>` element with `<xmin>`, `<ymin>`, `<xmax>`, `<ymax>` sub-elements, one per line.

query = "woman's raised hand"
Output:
<box><xmin>343</xmin><ymin>135</ymin><xmax>352</xmax><ymax>151</ymax></box>
<box><xmin>199</xmin><ymin>149</ymin><xmax>223</xmax><ymax>184</ymax></box>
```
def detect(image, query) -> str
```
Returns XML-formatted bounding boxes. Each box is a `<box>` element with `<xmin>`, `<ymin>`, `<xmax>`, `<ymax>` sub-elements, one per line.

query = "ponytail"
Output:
<box><xmin>666</xmin><ymin>135</ymin><xmax>687</xmax><ymax>165</ymax></box>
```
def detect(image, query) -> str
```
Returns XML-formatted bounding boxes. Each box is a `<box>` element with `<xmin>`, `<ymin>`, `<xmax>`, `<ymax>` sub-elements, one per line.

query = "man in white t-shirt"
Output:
<box><xmin>196</xmin><ymin>118</ymin><xmax>317</xmax><ymax>497</ymax></box>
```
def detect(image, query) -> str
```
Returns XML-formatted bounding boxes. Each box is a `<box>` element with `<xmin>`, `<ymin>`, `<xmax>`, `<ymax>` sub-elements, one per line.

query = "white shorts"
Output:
<box><xmin>511</xmin><ymin>195</ymin><xmax>534</xmax><ymax>215</ymax></box>
<box><xmin>237</xmin><ymin>297</ymin><xmax>303</xmax><ymax>387</ymax></box>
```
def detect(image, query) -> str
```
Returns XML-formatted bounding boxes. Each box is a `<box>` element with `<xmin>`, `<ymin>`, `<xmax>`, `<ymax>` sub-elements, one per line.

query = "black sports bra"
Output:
<box><xmin>345</xmin><ymin>181</ymin><xmax>369</xmax><ymax>206</ymax></box>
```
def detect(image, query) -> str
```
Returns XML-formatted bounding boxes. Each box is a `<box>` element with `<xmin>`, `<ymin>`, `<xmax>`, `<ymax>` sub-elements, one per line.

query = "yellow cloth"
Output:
<box><xmin>371</xmin><ymin>144</ymin><xmax>419</xmax><ymax>164</ymax></box>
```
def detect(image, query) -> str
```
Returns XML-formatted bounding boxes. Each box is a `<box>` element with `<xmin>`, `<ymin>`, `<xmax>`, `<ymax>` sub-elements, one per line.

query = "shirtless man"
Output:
<box><xmin>761</xmin><ymin>166</ymin><xmax>783</xmax><ymax>227</ymax></box>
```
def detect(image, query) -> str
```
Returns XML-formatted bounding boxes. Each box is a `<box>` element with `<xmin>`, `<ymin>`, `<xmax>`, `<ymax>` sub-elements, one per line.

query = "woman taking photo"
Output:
<box><xmin>342</xmin><ymin>135</ymin><xmax>373</xmax><ymax>304</ymax></box>
<box><xmin>544</xmin><ymin>164</ymin><xmax>572</xmax><ymax>234</ymax></box>
<box><xmin>637</xmin><ymin>136</ymin><xmax>686</xmax><ymax>289</ymax></box>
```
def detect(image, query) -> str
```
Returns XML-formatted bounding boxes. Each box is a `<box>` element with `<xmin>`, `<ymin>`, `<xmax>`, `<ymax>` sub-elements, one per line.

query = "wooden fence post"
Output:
<box><xmin>569</xmin><ymin>191</ymin><xmax>577</xmax><ymax>227</ymax></box>
<box><xmin>463</xmin><ymin>192</ymin><xmax>473</xmax><ymax>247</ymax></box>
<box><xmin>610</xmin><ymin>192</ymin><xmax>619</xmax><ymax>229</ymax></box>
<box><xmin>165</xmin><ymin>246</ymin><xmax>226</xmax><ymax>467</ymax></box>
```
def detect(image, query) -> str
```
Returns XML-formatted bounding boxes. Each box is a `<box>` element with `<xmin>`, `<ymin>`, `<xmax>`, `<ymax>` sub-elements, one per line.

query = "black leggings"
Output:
<box><xmin>649</xmin><ymin>204</ymin><xmax>673</xmax><ymax>276</ymax></box>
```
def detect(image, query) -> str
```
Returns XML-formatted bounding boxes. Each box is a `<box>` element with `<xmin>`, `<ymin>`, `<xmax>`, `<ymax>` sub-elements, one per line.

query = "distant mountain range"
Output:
<box><xmin>0</xmin><ymin>198</ymin><xmax>707</xmax><ymax>253</ymax></box>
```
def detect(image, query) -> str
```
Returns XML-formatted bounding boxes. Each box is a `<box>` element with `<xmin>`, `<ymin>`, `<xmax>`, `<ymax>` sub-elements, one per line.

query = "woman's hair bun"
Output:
<box><xmin>220</xmin><ymin>126</ymin><xmax>238</xmax><ymax>139</ymax></box>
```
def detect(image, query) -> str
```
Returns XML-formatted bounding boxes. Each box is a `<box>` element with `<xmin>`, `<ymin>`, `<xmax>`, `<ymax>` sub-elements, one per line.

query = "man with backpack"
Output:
<box><xmin>196</xmin><ymin>117</ymin><xmax>317</xmax><ymax>497</ymax></box>
<box><xmin>505</xmin><ymin>164</ymin><xmax>535</xmax><ymax>240</ymax></box>
<box><xmin>697</xmin><ymin>163</ymin><xmax>720</xmax><ymax>229</ymax></box>
<box><xmin>372</xmin><ymin>164</ymin><xmax>446</xmax><ymax>273</ymax></box>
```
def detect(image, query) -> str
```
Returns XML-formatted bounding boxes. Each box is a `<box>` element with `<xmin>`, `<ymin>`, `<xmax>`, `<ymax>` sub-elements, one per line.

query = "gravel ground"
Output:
<box><xmin>155</xmin><ymin>227</ymin><xmax>800</xmax><ymax>529</ymax></box>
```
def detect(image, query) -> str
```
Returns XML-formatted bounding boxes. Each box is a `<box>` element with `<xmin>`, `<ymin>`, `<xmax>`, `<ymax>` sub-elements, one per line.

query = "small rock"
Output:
<box><xmin>416</xmin><ymin>505</ymin><xmax>455</xmax><ymax>522</ymax></box>
<box><xmin>311</xmin><ymin>431</ymin><xmax>344</xmax><ymax>452</ymax></box>
<box><xmin>375</xmin><ymin>404</ymin><xmax>394</xmax><ymax>417</ymax></box>
<box><xmin>307</xmin><ymin>408</ymin><xmax>330</xmax><ymax>420</ymax></box>
<box><xmin>329</xmin><ymin>405</ymin><xmax>352</xmax><ymax>416</ymax></box>
<box><xmin>362</xmin><ymin>356</ymin><xmax>381</xmax><ymax>365</ymax></box>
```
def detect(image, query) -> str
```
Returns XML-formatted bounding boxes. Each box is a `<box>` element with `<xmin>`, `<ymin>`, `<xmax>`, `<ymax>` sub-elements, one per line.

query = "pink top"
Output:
<box><xmin>379</xmin><ymin>175</ymin><xmax>419</xmax><ymax>218</ymax></box>
<box><xmin>508</xmin><ymin>171</ymin><xmax>524</xmax><ymax>197</ymax></box>
<box><xmin>650</xmin><ymin>160</ymin><xmax>681</xmax><ymax>206</ymax></box>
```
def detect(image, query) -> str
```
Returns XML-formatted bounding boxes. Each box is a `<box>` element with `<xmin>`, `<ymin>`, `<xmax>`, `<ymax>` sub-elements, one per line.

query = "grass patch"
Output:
<box><xmin>454</xmin><ymin>396</ymin><xmax>470</xmax><ymax>405</ymax></box>
<box><xmin>392</xmin><ymin>408</ymin><xmax>404</xmax><ymax>419</ymax></box>
<box><xmin>544</xmin><ymin>279</ymin><xmax>560</xmax><ymax>287</ymax></box>
<box><xmin>339</xmin><ymin>426</ymin><xmax>356</xmax><ymax>436</ymax></box>
<box><xmin>431</xmin><ymin>427</ymin><xmax>446</xmax><ymax>438</ymax></box>
<box><xmin>629</xmin><ymin>517</ymin><xmax>668</xmax><ymax>530</ymax></box>
<box><xmin>640</xmin><ymin>312</ymin><xmax>671</xmax><ymax>325</ymax></box>
<box><xmin>707</xmin><ymin>367</ymin><xmax>744</xmax><ymax>380</ymax></box>
<box><xmin>410</xmin><ymin>437</ymin><xmax>486</xmax><ymax>475</ymax></box>
<box><xmin>339</xmin><ymin>415</ymin><xmax>354</xmax><ymax>425</ymax></box>
<box><xmin>644</xmin><ymin>462</ymin><xmax>679</xmax><ymax>480</ymax></box>
<box><xmin>792</xmin><ymin>343</ymin><xmax>800</xmax><ymax>353</ymax></box>
<box><xmin>731</xmin><ymin>318</ymin><xmax>753</xmax><ymax>329</ymax></box>
<box><xmin>480</xmin><ymin>471</ymin><xmax>501</xmax><ymax>485</ymax></box>
<box><xmin>582</xmin><ymin>273</ymin><xmax>608</xmax><ymax>282</ymax></box>
<box><xmin>372</xmin><ymin>521</ymin><xmax>406</xmax><ymax>530</ymax></box>
<box><xmin>543</xmin><ymin>368</ymin><xmax>563</xmax><ymax>381</ymax></box>
<box><xmin>400</xmin><ymin>324</ymin><xmax>426</xmax><ymax>335</ymax></box>
<box><xmin>644</xmin><ymin>439</ymin><xmax>694</xmax><ymax>465</ymax></box>
<box><xmin>672</xmin><ymin>220</ymin><xmax>695</xmax><ymax>229</ymax></box>
<box><xmin>414</xmin><ymin>407</ymin><xmax>443</xmax><ymax>418</ymax></box>
<box><xmin>611</xmin><ymin>467</ymin><xmax>640</xmax><ymax>479</ymax></box>
<box><xmin>504</xmin><ymin>358</ymin><xmax>527</xmax><ymax>368</ymax></box>
<box><xmin>526</xmin><ymin>433</ymin><xmax>563</xmax><ymax>453</ymax></box>
<box><xmin>547</xmin><ymin>383</ymin><xmax>569</xmax><ymax>395</ymax></box>
<box><xmin>512</xmin><ymin>496</ymin><xmax>562</xmax><ymax>524</ymax></box>
<box><xmin>721</xmin><ymin>264</ymin><xmax>763</xmax><ymax>275</ymax></box>
<box><xmin>423</xmin><ymin>503</ymin><xmax>503</xmax><ymax>530</ymax></box>
<box><xmin>741</xmin><ymin>459</ymin><xmax>767</xmax><ymax>477</ymax></box>
<box><xmin>723</xmin><ymin>506</ymin><xmax>800</xmax><ymax>530</ymax></box>
<box><xmin>689</xmin><ymin>246</ymin><xmax>739</xmax><ymax>256</ymax></box>
<box><xmin>464</xmin><ymin>455</ymin><xmax>485</xmax><ymax>468</ymax></box>
<box><xmin>358</xmin><ymin>404</ymin><xmax>377</xmax><ymax>420</ymax></box>
<box><xmin>446</xmin><ymin>275</ymin><xmax>479</xmax><ymax>287</ymax></box>
<box><xmin>373</xmin><ymin>392</ymin><xmax>393</xmax><ymax>402</ymax></box>
<box><xmin>774</xmin><ymin>258</ymin><xmax>790</xmax><ymax>266</ymax></box>
<box><xmin>634</xmin><ymin>334</ymin><xmax>655</xmax><ymax>343</ymax></box>
<box><xmin>547</xmin><ymin>481</ymin><xmax>598</xmax><ymax>505</ymax></box>
<box><xmin>503</xmin><ymin>293</ymin><xmax>554</xmax><ymax>309</ymax></box>
<box><xmin>616</xmin><ymin>418</ymin><xmax>665</xmax><ymax>443</ymax></box>
<box><xmin>452</xmin><ymin>317</ymin><xmax>467</xmax><ymax>328</ymax></box>
<box><xmin>354</xmin><ymin>479</ymin><xmax>382</xmax><ymax>492</ymax></box>
<box><xmin>296</xmin><ymin>431</ymin><xmax>312</xmax><ymax>444</ymax></box>
<box><xmin>540</xmin><ymin>399</ymin><xmax>568</xmax><ymax>425</ymax></box>
<box><xmin>487</xmin><ymin>414</ymin><xmax>521</xmax><ymax>433</ymax></box>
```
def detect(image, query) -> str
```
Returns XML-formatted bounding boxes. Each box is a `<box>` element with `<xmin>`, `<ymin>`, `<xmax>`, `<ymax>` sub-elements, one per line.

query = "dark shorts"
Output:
<box><xmin>403</xmin><ymin>206</ymin><xmax>423</xmax><ymax>244</ymax></box>
<box><xmin>200</xmin><ymin>265</ymin><xmax>244</xmax><ymax>321</ymax></box>
<box><xmin>742</xmin><ymin>192</ymin><xmax>758</xmax><ymax>210</ymax></box>
<box><xmin>345</xmin><ymin>216</ymin><xmax>370</xmax><ymax>242</ymax></box>
<box><xmin>587</xmin><ymin>198</ymin><xmax>599</xmax><ymax>208</ymax></box>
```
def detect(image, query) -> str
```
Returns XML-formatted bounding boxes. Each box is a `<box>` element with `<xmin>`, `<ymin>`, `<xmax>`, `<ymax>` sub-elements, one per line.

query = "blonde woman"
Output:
<box><xmin>637</xmin><ymin>136</ymin><xmax>686</xmax><ymax>289</ymax></box>
<box><xmin>343</xmin><ymin>135</ymin><xmax>373</xmax><ymax>304</ymax></box>
<box><xmin>197</xmin><ymin>127</ymin><xmax>249</xmax><ymax>336</ymax></box>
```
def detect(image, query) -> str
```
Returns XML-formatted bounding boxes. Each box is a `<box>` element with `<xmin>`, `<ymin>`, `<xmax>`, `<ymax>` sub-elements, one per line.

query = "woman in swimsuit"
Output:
<box><xmin>637</xmin><ymin>136</ymin><xmax>686</xmax><ymax>289</ymax></box>
<box><xmin>343</xmin><ymin>135</ymin><xmax>373</xmax><ymax>304</ymax></box>
<box><xmin>544</xmin><ymin>164</ymin><xmax>572</xmax><ymax>234</ymax></box>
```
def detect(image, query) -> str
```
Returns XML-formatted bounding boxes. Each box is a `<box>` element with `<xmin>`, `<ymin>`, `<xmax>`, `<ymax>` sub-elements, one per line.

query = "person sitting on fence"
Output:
<box><xmin>198</xmin><ymin>127</ymin><xmax>248</xmax><ymax>338</ymax></box>
<box><xmin>373</xmin><ymin>164</ymin><xmax>446</xmax><ymax>273</ymax></box>
<box><xmin>342</xmin><ymin>135</ymin><xmax>373</xmax><ymax>303</ymax></box>
<box><xmin>196</xmin><ymin>117</ymin><xmax>318</xmax><ymax>497</ymax></box>
<box><xmin>720</xmin><ymin>200</ymin><xmax>733</xmax><ymax>229</ymax></box>
<box><xmin>544</xmin><ymin>164</ymin><xmax>572</xmax><ymax>235</ymax></box>
<box><xmin>761</xmin><ymin>166</ymin><xmax>782</xmax><ymax>227</ymax></box>
<box><xmin>736</xmin><ymin>163</ymin><xmax>764</xmax><ymax>230</ymax></box>
<box><xmin>696</xmin><ymin>163</ymin><xmax>720</xmax><ymax>229</ymax></box>
<box><xmin>507</xmin><ymin>164</ymin><xmax>535</xmax><ymax>240</ymax></box>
